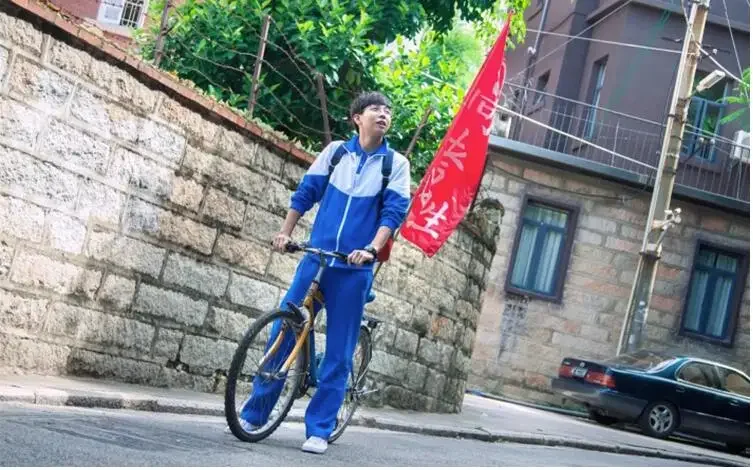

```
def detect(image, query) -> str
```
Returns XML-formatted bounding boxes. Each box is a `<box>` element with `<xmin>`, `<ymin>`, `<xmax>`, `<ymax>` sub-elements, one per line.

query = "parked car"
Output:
<box><xmin>551</xmin><ymin>350</ymin><xmax>750</xmax><ymax>454</ymax></box>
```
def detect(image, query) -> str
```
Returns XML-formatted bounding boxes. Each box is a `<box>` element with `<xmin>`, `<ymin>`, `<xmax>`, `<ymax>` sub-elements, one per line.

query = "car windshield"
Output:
<box><xmin>605</xmin><ymin>351</ymin><xmax>675</xmax><ymax>371</ymax></box>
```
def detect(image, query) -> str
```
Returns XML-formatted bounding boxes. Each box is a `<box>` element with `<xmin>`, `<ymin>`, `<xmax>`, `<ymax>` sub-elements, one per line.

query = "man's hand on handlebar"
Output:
<box><xmin>347</xmin><ymin>249</ymin><xmax>375</xmax><ymax>266</ymax></box>
<box><xmin>272</xmin><ymin>233</ymin><xmax>292</xmax><ymax>253</ymax></box>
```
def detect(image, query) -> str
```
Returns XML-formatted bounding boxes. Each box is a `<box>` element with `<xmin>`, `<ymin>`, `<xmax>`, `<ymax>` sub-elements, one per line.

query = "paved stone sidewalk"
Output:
<box><xmin>0</xmin><ymin>374</ymin><xmax>747</xmax><ymax>466</ymax></box>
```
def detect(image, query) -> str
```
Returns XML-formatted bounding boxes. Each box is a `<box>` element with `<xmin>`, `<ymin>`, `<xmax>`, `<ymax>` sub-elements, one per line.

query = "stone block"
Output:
<box><xmin>620</xmin><ymin>224</ymin><xmax>644</xmax><ymax>241</ymax></box>
<box><xmin>0</xmin><ymin>334</ymin><xmax>70</xmax><ymax>374</ymax></box>
<box><xmin>66</xmin><ymin>348</ymin><xmax>161</xmax><ymax>384</ymax></box>
<box><xmin>571</xmin><ymin>244</ymin><xmax>615</xmax><ymax>263</ymax></box>
<box><xmin>0</xmin><ymin>46</ymin><xmax>8</xmax><ymax>82</ymax></box>
<box><xmin>106</xmin><ymin>68</ymin><xmax>157</xmax><ymax>114</ymax></box>
<box><xmin>430</xmin><ymin>315</ymin><xmax>456</xmax><ymax>342</ymax></box>
<box><xmin>266</xmin><ymin>253</ymin><xmax>299</xmax><ymax>283</ymax></box>
<box><xmin>263</xmin><ymin>180</ymin><xmax>291</xmax><ymax>216</ymax></box>
<box><xmin>69</xmin><ymin>87</ymin><xmax>112</xmax><ymax>135</ymax></box>
<box><xmin>125</xmin><ymin>199</ymin><xmax>217</xmax><ymax>255</ymax></box>
<box><xmin>0</xmin><ymin>13</ymin><xmax>44</xmax><ymax>54</ymax></box>
<box><xmin>0</xmin><ymin>146</ymin><xmax>79</xmax><ymax>209</ymax></box>
<box><xmin>108</xmin><ymin>148</ymin><xmax>174</xmax><ymax>198</ymax></box>
<box><xmin>214</xmin><ymin>233</ymin><xmax>269</xmax><ymax>275</ymax></box>
<box><xmin>49</xmin><ymin>39</ymin><xmax>91</xmax><ymax>76</ymax></box>
<box><xmin>579</xmin><ymin>324</ymin><xmax>610</xmax><ymax>343</ymax></box>
<box><xmin>217</xmin><ymin>129</ymin><xmax>255</xmax><ymax>165</ymax></box>
<box><xmin>575</xmin><ymin>229</ymin><xmax>603</xmax><ymax>246</ymax></box>
<box><xmin>404</xmin><ymin>362</ymin><xmax>429</xmax><ymax>391</ymax></box>
<box><xmin>181</xmin><ymin>335</ymin><xmax>236</xmax><ymax>372</ymax></box>
<box><xmin>593</xmin><ymin>206</ymin><xmax>645</xmax><ymax>226</ymax></box>
<box><xmin>184</xmin><ymin>147</ymin><xmax>265</xmax><ymax>199</ymax></box>
<box><xmin>580</xmin><ymin>215</ymin><xmax>617</xmax><ymax>234</ymax></box>
<box><xmin>170</xmin><ymin>177</ymin><xmax>204</xmax><ymax>211</ymax></box>
<box><xmin>43</xmin><ymin>212</ymin><xmax>86</xmax><ymax>254</ymax></box>
<box><xmin>243</xmin><ymin>204</ymin><xmax>284</xmax><ymax>243</ymax></box>
<box><xmin>0</xmin><ymin>96</ymin><xmax>44</xmax><ymax>151</ymax></box>
<box><xmin>0</xmin><ymin>242</ymin><xmax>11</xmax><ymax>277</ymax></box>
<box><xmin>138</xmin><ymin>120</ymin><xmax>186</xmax><ymax>164</ymax></box>
<box><xmin>156</xmin><ymin>97</ymin><xmax>218</xmax><ymax>147</ymax></box>
<box><xmin>254</xmin><ymin>145</ymin><xmax>284</xmax><ymax>176</ymax></box>
<box><xmin>11</xmin><ymin>251</ymin><xmax>101</xmax><ymax>297</ymax></box>
<box><xmin>9</xmin><ymin>57</ymin><xmax>73</xmax><ymax>110</ymax></box>
<box><xmin>152</xmin><ymin>328</ymin><xmax>183</xmax><ymax>360</ymax></box>
<box><xmin>75</xmin><ymin>180</ymin><xmax>125</xmax><ymax>225</ymax></box>
<box><xmin>370</xmin><ymin>350</ymin><xmax>409</xmax><ymax>378</ymax></box>
<box><xmin>0</xmin><ymin>289</ymin><xmax>48</xmax><ymax>331</ymax></box>
<box><xmin>365</xmin><ymin>290</ymin><xmax>413</xmax><ymax>325</ymax></box>
<box><xmin>163</xmin><ymin>253</ymin><xmax>230</xmax><ymax>297</ymax></box>
<box><xmin>40</xmin><ymin>120</ymin><xmax>110</xmax><ymax>174</ymax></box>
<box><xmin>98</xmin><ymin>275</ymin><xmax>136</xmax><ymax>311</ymax></box>
<box><xmin>134</xmin><ymin>284</ymin><xmax>208</xmax><ymax>326</ymax></box>
<box><xmin>522</xmin><ymin>168</ymin><xmax>563</xmax><ymax>188</ymax></box>
<box><xmin>87</xmin><ymin>231</ymin><xmax>166</xmax><ymax>277</ymax></box>
<box><xmin>203</xmin><ymin>188</ymin><xmax>245</xmax><ymax>228</ymax></box>
<box><xmin>418</xmin><ymin>339</ymin><xmax>442</xmax><ymax>365</ymax></box>
<box><xmin>0</xmin><ymin>195</ymin><xmax>45</xmax><ymax>243</ymax></box>
<box><xmin>394</xmin><ymin>329</ymin><xmax>419</xmax><ymax>355</ymax></box>
<box><xmin>227</xmin><ymin>274</ymin><xmax>280</xmax><ymax>312</ymax></box>
<box><xmin>207</xmin><ymin>306</ymin><xmax>252</xmax><ymax>342</ymax></box>
<box><xmin>424</xmin><ymin>369</ymin><xmax>447</xmax><ymax>398</ymax></box>
<box><xmin>44</xmin><ymin>303</ymin><xmax>154</xmax><ymax>354</ymax></box>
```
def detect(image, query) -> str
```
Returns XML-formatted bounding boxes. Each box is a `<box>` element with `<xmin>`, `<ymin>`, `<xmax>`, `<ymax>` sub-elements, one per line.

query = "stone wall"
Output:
<box><xmin>470</xmin><ymin>153</ymin><xmax>750</xmax><ymax>405</ymax></box>
<box><xmin>0</xmin><ymin>2</ymin><xmax>500</xmax><ymax>413</ymax></box>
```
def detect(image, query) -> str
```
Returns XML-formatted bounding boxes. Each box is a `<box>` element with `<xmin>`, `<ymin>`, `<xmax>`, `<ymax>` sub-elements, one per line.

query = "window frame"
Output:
<box><xmin>679</xmin><ymin>240</ymin><xmax>749</xmax><ymax>347</ymax></box>
<box><xmin>97</xmin><ymin>0</ymin><xmax>148</xmax><ymax>29</ymax></box>
<box><xmin>583</xmin><ymin>57</ymin><xmax>608</xmax><ymax>140</ymax></box>
<box><xmin>504</xmin><ymin>195</ymin><xmax>579</xmax><ymax>303</ymax></box>
<box><xmin>532</xmin><ymin>71</ymin><xmax>550</xmax><ymax>109</ymax></box>
<box><xmin>682</xmin><ymin>72</ymin><xmax>729</xmax><ymax>165</ymax></box>
<box><xmin>675</xmin><ymin>360</ymin><xmax>723</xmax><ymax>392</ymax></box>
<box><xmin>714</xmin><ymin>364</ymin><xmax>751</xmax><ymax>398</ymax></box>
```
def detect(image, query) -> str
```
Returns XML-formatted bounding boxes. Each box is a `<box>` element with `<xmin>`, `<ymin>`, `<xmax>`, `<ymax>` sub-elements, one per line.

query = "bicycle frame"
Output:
<box><xmin>263</xmin><ymin>246</ymin><xmax>337</xmax><ymax>380</ymax></box>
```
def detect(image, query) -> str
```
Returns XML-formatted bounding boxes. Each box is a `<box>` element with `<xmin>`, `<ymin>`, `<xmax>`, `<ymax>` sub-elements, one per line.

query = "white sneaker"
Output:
<box><xmin>301</xmin><ymin>436</ymin><xmax>328</xmax><ymax>454</ymax></box>
<box><xmin>225</xmin><ymin>418</ymin><xmax>259</xmax><ymax>434</ymax></box>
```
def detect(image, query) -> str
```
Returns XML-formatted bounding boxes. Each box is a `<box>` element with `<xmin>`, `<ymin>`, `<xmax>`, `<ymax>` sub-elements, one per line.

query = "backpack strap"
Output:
<box><xmin>327</xmin><ymin>143</ymin><xmax>349</xmax><ymax>178</ymax></box>
<box><xmin>380</xmin><ymin>149</ymin><xmax>394</xmax><ymax>196</ymax></box>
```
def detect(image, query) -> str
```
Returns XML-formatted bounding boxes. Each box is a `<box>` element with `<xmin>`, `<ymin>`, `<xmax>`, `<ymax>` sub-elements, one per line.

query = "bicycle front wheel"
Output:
<box><xmin>225</xmin><ymin>308</ymin><xmax>307</xmax><ymax>443</ymax></box>
<box><xmin>328</xmin><ymin>326</ymin><xmax>372</xmax><ymax>443</ymax></box>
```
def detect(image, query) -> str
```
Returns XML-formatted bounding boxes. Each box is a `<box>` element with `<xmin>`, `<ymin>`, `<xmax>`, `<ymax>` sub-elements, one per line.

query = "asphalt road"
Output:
<box><xmin>0</xmin><ymin>404</ymin><xmax>710</xmax><ymax>467</ymax></box>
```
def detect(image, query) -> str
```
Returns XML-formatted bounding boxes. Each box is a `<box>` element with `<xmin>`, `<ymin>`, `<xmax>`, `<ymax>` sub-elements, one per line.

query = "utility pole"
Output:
<box><xmin>617</xmin><ymin>0</ymin><xmax>710</xmax><ymax>355</ymax></box>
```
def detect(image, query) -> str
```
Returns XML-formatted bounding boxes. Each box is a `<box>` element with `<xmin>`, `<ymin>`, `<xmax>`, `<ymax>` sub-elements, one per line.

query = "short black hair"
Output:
<box><xmin>349</xmin><ymin>91</ymin><xmax>391</xmax><ymax>123</ymax></box>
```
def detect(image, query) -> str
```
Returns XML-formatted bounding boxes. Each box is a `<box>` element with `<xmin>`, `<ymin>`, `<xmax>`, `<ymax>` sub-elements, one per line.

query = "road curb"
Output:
<box><xmin>466</xmin><ymin>388</ymin><xmax>589</xmax><ymax>418</ymax></box>
<box><xmin>0</xmin><ymin>389</ymin><xmax>744</xmax><ymax>467</ymax></box>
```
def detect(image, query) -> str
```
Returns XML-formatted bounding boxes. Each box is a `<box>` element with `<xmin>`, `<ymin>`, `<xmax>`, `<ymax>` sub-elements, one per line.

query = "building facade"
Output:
<box><xmin>471</xmin><ymin>0</ymin><xmax>750</xmax><ymax>405</ymax></box>
<box><xmin>48</xmin><ymin>0</ymin><xmax>150</xmax><ymax>45</ymax></box>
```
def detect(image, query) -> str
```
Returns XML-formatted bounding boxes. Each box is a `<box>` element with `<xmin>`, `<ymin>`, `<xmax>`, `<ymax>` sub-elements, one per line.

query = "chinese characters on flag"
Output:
<box><xmin>402</xmin><ymin>15</ymin><xmax>512</xmax><ymax>257</ymax></box>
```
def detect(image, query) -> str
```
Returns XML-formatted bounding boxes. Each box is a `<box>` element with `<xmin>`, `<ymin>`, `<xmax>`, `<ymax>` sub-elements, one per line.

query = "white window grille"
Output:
<box><xmin>97</xmin><ymin>0</ymin><xmax>147</xmax><ymax>28</ymax></box>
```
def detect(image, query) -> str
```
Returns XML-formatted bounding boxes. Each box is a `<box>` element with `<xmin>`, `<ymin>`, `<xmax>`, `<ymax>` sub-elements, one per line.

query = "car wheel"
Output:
<box><xmin>725</xmin><ymin>442</ymin><xmax>748</xmax><ymax>455</ymax></box>
<box><xmin>588</xmin><ymin>409</ymin><xmax>619</xmax><ymax>426</ymax></box>
<box><xmin>640</xmin><ymin>401</ymin><xmax>678</xmax><ymax>439</ymax></box>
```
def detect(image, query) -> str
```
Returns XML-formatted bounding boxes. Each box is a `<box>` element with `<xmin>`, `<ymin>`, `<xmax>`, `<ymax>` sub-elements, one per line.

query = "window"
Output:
<box><xmin>506</xmin><ymin>198</ymin><xmax>578</xmax><ymax>301</ymax></box>
<box><xmin>677</xmin><ymin>362</ymin><xmax>719</xmax><ymax>388</ymax></box>
<box><xmin>718</xmin><ymin>367</ymin><xmax>750</xmax><ymax>397</ymax></box>
<box><xmin>98</xmin><ymin>0</ymin><xmax>148</xmax><ymax>28</ymax></box>
<box><xmin>681</xmin><ymin>242</ymin><xmax>747</xmax><ymax>344</ymax></box>
<box><xmin>582</xmin><ymin>59</ymin><xmax>607</xmax><ymax>139</ymax></box>
<box><xmin>533</xmin><ymin>72</ymin><xmax>550</xmax><ymax>107</ymax></box>
<box><xmin>682</xmin><ymin>71</ymin><xmax>728</xmax><ymax>162</ymax></box>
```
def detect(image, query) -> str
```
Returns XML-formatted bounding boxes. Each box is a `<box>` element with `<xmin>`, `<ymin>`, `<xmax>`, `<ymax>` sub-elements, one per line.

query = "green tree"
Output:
<box><xmin>139</xmin><ymin>0</ymin><xmax>530</xmax><ymax>179</ymax></box>
<box><xmin>720</xmin><ymin>67</ymin><xmax>750</xmax><ymax>132</ymax></box>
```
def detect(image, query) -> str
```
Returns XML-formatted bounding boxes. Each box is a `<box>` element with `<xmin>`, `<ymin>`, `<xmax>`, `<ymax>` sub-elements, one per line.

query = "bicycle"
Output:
<box><xmin>224</xmin><ymin>242</ymin><xmax>381</xmax><ymax>444</ymax></box>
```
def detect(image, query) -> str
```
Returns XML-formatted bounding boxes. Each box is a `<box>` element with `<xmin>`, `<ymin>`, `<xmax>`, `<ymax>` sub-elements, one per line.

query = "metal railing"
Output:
<box><xmin>503</xmin><ymin>83</ymin><xmax>750</xmax><ymax>205</ymax></box>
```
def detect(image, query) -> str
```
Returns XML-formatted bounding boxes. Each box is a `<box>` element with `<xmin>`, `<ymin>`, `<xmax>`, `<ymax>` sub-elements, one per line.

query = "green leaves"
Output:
<box><xmin>138</xmin><ymin>0</ymin><xmax>529</xmax><ymax>181</ymax></box>
<box><xmin>719</xmin><ymin>68</ymin><xmax>750</xmax><ymax>131</ymax></box>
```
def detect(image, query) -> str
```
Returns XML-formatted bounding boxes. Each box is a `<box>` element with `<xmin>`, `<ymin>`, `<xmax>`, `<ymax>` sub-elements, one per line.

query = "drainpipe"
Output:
<box><xmin>512</xmin><ymin>0</ymin><xmax>550</xmax><ymax>140</ymax></box>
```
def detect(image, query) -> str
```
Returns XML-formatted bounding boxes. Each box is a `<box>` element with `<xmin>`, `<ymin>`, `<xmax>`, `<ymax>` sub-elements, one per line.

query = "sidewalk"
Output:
<box><xmin>0</xmin><ymin>374</ymin><xmax>747</xmax><ymax>466</ymax></box>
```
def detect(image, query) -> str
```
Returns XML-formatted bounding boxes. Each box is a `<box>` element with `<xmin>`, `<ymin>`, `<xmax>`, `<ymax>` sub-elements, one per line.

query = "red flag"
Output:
<box><xmin>402</xmin><ymin>16</ymin><xmax>511</xmax><ymax>257</ymax></box>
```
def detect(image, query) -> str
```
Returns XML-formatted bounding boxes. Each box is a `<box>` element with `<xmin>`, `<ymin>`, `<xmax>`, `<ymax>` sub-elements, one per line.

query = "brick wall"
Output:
<box><xmin>470</xmin><ymin>154</ymin><xmax>750</xmax><ymax>405</ymax></box>
<box><xmin>0</xmin><ymin>2</ymin><xmax>500</xmax><ymax>413</ymax></box>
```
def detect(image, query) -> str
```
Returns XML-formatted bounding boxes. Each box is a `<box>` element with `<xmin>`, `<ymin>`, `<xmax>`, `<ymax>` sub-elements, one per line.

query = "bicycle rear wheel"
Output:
<box><xmin>328</xmin><ymin>327</ymin><xmax>372</xmax><ymax>443</ymax></box>
<box><xmin>225</xmin><ymin>308</ymin><xmax>307</xmax><ymax>442</ymax></box>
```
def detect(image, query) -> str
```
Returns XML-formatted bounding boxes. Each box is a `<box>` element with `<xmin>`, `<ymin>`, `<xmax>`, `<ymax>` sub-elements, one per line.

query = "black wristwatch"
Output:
<box><xmin>364</xmin><ymin>245</ymin><xmax>378</xmax><ymax>258</ymax></box>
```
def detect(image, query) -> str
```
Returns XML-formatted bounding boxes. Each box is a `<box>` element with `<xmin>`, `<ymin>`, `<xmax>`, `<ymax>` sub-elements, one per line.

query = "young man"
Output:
<box><xmin>240</xmin><ymin>92</ymin><xmax>411</xmax><ymax>454</ymax></box>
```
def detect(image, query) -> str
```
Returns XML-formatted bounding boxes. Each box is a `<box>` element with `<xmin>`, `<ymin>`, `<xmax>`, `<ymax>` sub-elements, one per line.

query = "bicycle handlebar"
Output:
<box><xmin>284</xmin><ymin>242</ymin><xmax>348</xmax><ymax>260</ymax></box>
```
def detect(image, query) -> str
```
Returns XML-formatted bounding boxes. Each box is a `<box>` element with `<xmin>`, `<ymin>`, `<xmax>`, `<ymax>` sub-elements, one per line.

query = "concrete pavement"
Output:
<box><xmin>0</xmin><ymin>374</ymin><xmax>748</xmax><ymax>466</ymax></box>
